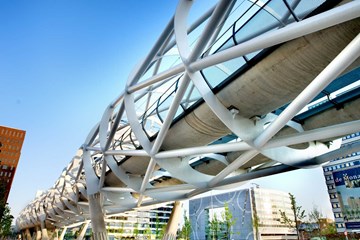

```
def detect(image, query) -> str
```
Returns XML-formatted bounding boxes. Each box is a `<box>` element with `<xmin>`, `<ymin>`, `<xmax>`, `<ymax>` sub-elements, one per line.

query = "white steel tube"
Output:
<box><xmin>101</xmin><ymin>187</ymin><xmax>134</xmax><ymax>192</ymax></box>
<box><xmin>127</xmin><ymin>17</ymin><xmax>175</xmax><ymax>88</ymax></box>
<box><xmin>150</xmin><ymin>74</ymin><xmax>191</xmax><ymax>155</ymax></box>
<box><xmin>104</xmin><ymin>149</ymin><xmax>148</xmax><ymax>157</ymax></box>
<box><xmin>265</xmin><ymin>120</ymin><xmax>360</xmax><ymax>149</ymax></box>
<box><xmin>84</xmin><ymin>146</ymin><xmax>101</xmax><ymax>152</ymax></box>
<box><xmin>155</xmin><ymin>141</ymin><xmax>250</xmax><ymax>158</ymax></box>
<box><xmin>155</xmin><ymin>119</ymin><xmax>360</xmax><ymax>158</ymax></box>
<box><xmin>139</xmin><ymin>76</ymin><xmax>193</xmax><ymax>204</ymax></box>
<box><xmin>127</xmin><ymin>63</ymin><xmax>185</xmax><ymax>93</ymax></box>
<box><xmin>209</xmin><ymin>149</ymin><xmax>258</xmax><ymax>187</ymax></box>
<box><xmin>163</xmin><ymin>5</ymin><xmax>216</xmax><ymax>54</ymax></box>
<box><xmin>145</xmin><ymin>183</ymin><xmax>194</xmax><ymax>194</ymax></box>
<box><xmin>139</xmin><ymin>158</ymin><xmax>157</xmax><ymax>194</ymax></box>
<box><xmin>188</xmin><ymin>0</ymin><xmax>233</xmax><ymax>62</ymax></box>
<box><xmin>215</xmin><ymin>164</ymin><xmax>294</xmax><ymax>189</ymax></box>
<box><xmin>190</xmin><ymin>1</ymin><xmax>360</xmax><ymax>71</ymax></box>
<box><xmin>104</xmin><ymin>101</ymin><xmax>125</xmax><ymax>150</ymax></box>
<box><xmin>254</xmin><ymin>33</ymin><xmax>360</xmax><ymax>148</ymax></box>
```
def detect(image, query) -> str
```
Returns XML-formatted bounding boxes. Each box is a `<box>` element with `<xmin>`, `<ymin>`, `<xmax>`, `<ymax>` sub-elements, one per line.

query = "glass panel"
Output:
<box><xmin>245</xmin><ymin>49</ymin><xmax>262</xmax><ymax>60</ymax></box>
<box><xmin>265</xmin><ymin>0</ymin><xmax>293</xmax><ymax>24</ymax></box>
<box><xmin>286</xmin><ymin>0</ymin><xmax>326</xmax><ymax>20</ymax></box>
<box><xmin>202</xmin><ymin>56</ymin><xmax>246</xmax><ymax>88</ymax></box>
<box><xmin>215</xmin><ymin>37</ymin><xmax>235</xmax><ymax>53</ymax></box>
<box><xmin>220</xmin><ymin>56</ymin><xmax>247</xmax><ymax>73</ymax></box>
<box><xmin>158</xmin><ymin>94</ymin><xmax>174</xmax><ymax>123</ymax></box>
<box><xmin>202</xmin><ymin>66</ymin><xmax>229</xmax><ymax>88</ymax></box>
<box><xmin>138</xmin><ymin>61</ymin><xmax>156</xmax><ymax>83</ymax></box>
<box><xmin>234</xmin><ymin>3</ymin><xmax>260</xmax><ymax>35</ymax></box>
<box><xmin>174</xmin><ymin>105</ymin><xmax>184</xmax><ymax>119</ymax></box>
<box><xmin>134</xmin><ymin>92</ymin><xmax>150</xmax><ymax>117</ymax></box>
<box><xmin>188</xmin><ymin>20</ymin><xmax>208</xmax><ymax>51</ymax></box>
<box><xmin>157</xmin><ymin>55</ymin><xmax>182</xmax><ymax>73</ymax></box>
<box><xmin>234</xmin><ymin>2</ymin><xmax>285</xmax><ymax>44</ymax></box>
<box><xmin>205</xmin><ymin>28</ymin><xmax>234</xmax><ymax>56</ymax></box>
<box><xmin>181</xmin><ymin>82</ymin><xmax>202</xmax><ymax>110</ymax></box>
<box><xmin>218</xmin><ymin>0</ymin><xmax>254</xmax><ymax>37</ymax></box>
<box><xmin>142</xmin><ymin>116</ymin><xmax>162</xmax><ymax>138</ymax></box>
<box><xmin>135</xmin><ymin>76</ymin><xmax>180</xmax><ymax>138</ymax></box>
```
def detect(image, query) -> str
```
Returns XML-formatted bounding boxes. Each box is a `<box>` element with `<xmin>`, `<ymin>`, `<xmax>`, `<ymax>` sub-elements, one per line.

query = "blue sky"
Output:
<box><xmin>0</xmin><ymin>1</ymin><xmax>333</xmax><ymax>221</ymax></box>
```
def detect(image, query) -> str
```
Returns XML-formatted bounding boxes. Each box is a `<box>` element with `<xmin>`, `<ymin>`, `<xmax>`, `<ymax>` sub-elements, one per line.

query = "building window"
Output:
<box><xmin>330</xmin><ymin>194</ymin><xmax>337</xmax><ymax>199</ymax></box>
<box><xmin>332</xmin><ymin>203</ymin><xmax>339</xmax><ymax>208</ymax></box>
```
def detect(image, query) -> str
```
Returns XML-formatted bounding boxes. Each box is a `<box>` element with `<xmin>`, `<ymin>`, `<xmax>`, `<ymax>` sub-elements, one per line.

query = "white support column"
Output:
<box><xmin>58</xmin><ymin>227</ymin><xmax>67</xmax><ymax>240</ymax></box>
<box><xmin>53</xmin><ymin>229</ymin><xmax>59</xmax><ymax>240</ymax></box>
<box><xmin>40</xmin><ymin>220</ymin><xmax>49</xmax><ymax>240</ymax></box>
<box><xmin>162</xmin><ymin>201</ymin><xmax>182</xmax><ymax>240</ymax></box>
<box><xmin>25</xmin><ymin>229</ymin><xmax>32</xmax><ymax>240</ymax></box>
<box><xmin>88</xmin><ymin>193</ymin><xmax>108</xmax><ymax>240</ymax></box>
<box><xmin>76</xmin><ymin>221</ymin><xmax>90</xmax><ymax>240</ymax></box>
<box><xmin>36</xmin><ymin>226</ymin><xmax>42</xmax><ymax>240</ymax></box>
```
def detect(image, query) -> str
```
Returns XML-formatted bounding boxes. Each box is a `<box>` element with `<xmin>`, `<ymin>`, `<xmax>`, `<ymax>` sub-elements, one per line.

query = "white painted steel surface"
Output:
<box><xmin>16</xmin><ymin>0</ymin><xmax>360</xmax><ymax>233</ymax></box>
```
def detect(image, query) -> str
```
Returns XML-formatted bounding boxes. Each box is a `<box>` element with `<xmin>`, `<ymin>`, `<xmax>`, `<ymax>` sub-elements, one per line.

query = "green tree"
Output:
<box><xmin>0</xmin><ymin>203</ymin><xmax>13</xmax><ymax>238</ymax></box>
<box><xmin>159</xmin><ymin>223</ymin><xmax>166</xmax><ymax>239</ymax></box>
<box><xmin>321</xmin><ymin>222</ymin><xmax>337</xmax><ymax>235</ymax></box>
<box><xmin>221</xmin><ymin>203</ymin><xmax>237</xmax><ymax>239</ymax></box>
<box><xmin>0</xmin><ymin>182</ymin><xmax>7</xmax><ymax>220</ymax></box>
<box><xmin>309</xmin><ymin>206</ymin><xmax>323</xmax><ymax>236</ymax></box>
<box><xmin>179</xmin><ymin>212</ymin><xmax>191</xmax><ymax>240</ymax></box>
<box><xmin>155</xmin><ymin>214</ymin><xmax>161</xmax><ymax>239</ymax></box>
<box><xmin>279</xmin><ymin>193</ymin><xmax>306</xmax><ymax>240</ymax></box>
<box><xmin>144</xmin><ymin>224</ymin><xmax>152</xmax><ymax>240</ymax></box>
<box><xmin>209</xmin><ymin>213</ymin><xmax>221</xmax><ymax>240</ymax></box>
<box><xmin>253</xmin><ymin>211</ymin><xmax>260</xmax><ymax>240</ymax></box>
<box><xmin>118</xmin><ymin>222</ymin><xmax>124</xmax><ymax>236</ymax></box>
<box><xmin>133</xmin><ymin>221</ymin><xmax>139</xmax><ymax>239</ymax></box>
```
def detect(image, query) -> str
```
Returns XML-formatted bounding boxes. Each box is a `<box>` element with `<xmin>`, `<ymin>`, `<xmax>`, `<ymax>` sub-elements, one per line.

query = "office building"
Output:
<box><xmin>59</xmin><ymin>204</ymin><xmax>173</xmax><ymax>240</ymax></box>
<box><xmin>323</xmin><ymin>132</ymin><xmax>360</xmax><ymax>233</ymax></box>
<box><xmin>106</xmin><ymin>204</ymin><xmax>173</xmax><ymax>239</ymax></box>
<box><xmin>189</xmin><ymin>187</ymin><xmax>297</xmax><ymax>240</ymax></box>
<box><xmin>0</xmin><ymin>126</ymin><xmax>26</xmax><ymax>202</ymax></box>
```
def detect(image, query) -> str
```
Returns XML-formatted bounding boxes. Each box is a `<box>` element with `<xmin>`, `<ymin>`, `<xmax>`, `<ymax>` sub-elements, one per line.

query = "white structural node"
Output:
<box><xmin>17</xmin><ymin>0</ymin><xmax>360</xmax><ymax>238</ymax></box>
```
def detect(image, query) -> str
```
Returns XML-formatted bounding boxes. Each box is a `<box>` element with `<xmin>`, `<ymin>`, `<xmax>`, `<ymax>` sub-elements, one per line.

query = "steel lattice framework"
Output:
<box><xmin>17</xmin><ymin>0</ymin><xmax>360</xmax><ymax>236</ymax></box>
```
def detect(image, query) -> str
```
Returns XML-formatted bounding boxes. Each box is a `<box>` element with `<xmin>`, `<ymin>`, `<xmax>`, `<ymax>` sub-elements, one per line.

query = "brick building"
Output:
<box><xmin>0</xmin><ymin>126</ymin><xmax>26</xmax><ymax>203</ymax></box>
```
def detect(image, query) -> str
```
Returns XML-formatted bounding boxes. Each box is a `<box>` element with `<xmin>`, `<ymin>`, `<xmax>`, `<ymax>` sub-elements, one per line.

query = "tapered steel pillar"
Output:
<box><xmin>36</xmin><ymin>226</ymin><xmax>42</xmax><ymax>240</ymax></box>
<box><xmin>162</xmin><ymin>201</ymin><xmax>182</xmax><ymax>240</ymax></box>
<box><xmin>59</xmin><ymin>227</ymin><xmax>67</xmax><ymax>240</ymax></box>
<box><xmin>53</xmin><ymin>228</ymin><xmax>59</xmax><ymax>240</ymax></box>
<box><xmin>89</xmin><ymin>193</ymin><xmax>108</xmax><ymax>240</ymax></box>
<box><xmin>25</xmin><ymin>229</ymin><xmax>32</xmax><ymax>240</ymax></box>
<box><xmin>76</xmin><ymin>221</ymin><xmax>90</xmax><ymax>240</ymax></box>
<box><xmin>40</xmin><ymin>220</ymin><xmax>49</xmax><ymax>240</ymax></box>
